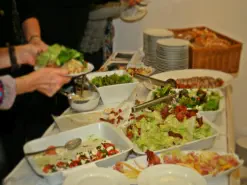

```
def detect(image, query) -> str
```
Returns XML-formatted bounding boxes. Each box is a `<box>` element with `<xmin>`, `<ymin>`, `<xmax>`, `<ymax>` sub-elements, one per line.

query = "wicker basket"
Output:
<box><xmin>169</xmin><ymin>26</ymin><xmax>242</xmax><ymax>73</ymax></box>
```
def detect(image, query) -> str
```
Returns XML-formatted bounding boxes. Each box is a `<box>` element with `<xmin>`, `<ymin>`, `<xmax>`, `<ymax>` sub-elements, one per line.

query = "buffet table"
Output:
<box><xmin>3</xmin><ymin>84</ymin><xmax>241</xmax><ymax>185</ymax></box>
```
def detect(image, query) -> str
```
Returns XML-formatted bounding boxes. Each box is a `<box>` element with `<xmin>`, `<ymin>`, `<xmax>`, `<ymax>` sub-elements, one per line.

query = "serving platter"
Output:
<box><xmin>106</xmin><ymin>150</ymin><xmax>243</xmax><ymax>183</ymax></box>
<box><xmin>144</xmin><ymin>69</ymin><xmax>234</xmax><ymax>90</ymax></box>
<box><xmin>23</xmin><ymin>123</ymin><xmax>133</xmax><ymax>177</ymax></box>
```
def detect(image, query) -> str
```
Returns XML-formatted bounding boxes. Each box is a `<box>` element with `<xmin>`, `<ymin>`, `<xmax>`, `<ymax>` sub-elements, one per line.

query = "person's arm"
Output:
<box><xmin>0</xmin><ymin>44</ymin><xmax>38</xmax><ymax>69</ymax></box>
<box><xmin>22</xmin><ymin>18</ymin><xmax>41</xmax><ymax>43</ymax></box>
<box><xmin>0</xmin><ymin>76</ymin><xmax>16</xmax><ymax>110</ymax></box>
<box><xmin>22</xmin><ymin>18</ymin><xmax>48</xmax><ymax>51</ymax></box>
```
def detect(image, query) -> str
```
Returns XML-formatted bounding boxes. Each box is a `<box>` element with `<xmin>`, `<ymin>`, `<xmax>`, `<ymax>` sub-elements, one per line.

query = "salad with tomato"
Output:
<box><xmin>126</xmin><ymin>105</ymin><xmax>213</xmax><ymax>152</ymax></box>
<box><xmin>152</xmin><ymin>87</ymin><xmax>222</xmax><ymax>111</ymax></box>
<box><xmin>33</xmin><ymin>138</ymin><xmax>119</xmax><ymax>174</ymax></box>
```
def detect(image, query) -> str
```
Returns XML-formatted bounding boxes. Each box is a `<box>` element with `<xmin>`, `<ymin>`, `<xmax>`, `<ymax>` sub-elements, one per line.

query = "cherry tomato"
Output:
<box><xmin>108</xmin><ymin>149</ymin><xmax>119</xmax><ymax>156</ymax></box>
<box><xmin>43</xmin><ymin>164</ymin><xmax>53</xmax><ymax>173</ymax></box>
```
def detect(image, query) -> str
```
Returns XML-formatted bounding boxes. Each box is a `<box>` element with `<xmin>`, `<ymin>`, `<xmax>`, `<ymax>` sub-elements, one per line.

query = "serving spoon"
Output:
<box><xmin>25</xmin><ymin>138</ymin><xmax>82</xmax><ymax>156</ymax></box>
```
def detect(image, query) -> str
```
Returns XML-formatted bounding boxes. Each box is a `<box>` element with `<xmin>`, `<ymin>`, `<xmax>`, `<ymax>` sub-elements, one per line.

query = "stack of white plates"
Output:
<box><xmin>143</xmin><ymin>28</ymin><xmax>174</xmax><ymax>68</ymax></box>
<box><xmin>156</xmin><ymin>38</ymin><xmax>190</xmax><ymax>72</ymax></box>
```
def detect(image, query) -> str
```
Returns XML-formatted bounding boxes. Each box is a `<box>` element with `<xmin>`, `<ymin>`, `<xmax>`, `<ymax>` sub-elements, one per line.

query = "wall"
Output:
<box><xmin>113</xmin><ymin>0</ymin><xmax>247</xmax><ymax>138</ymax></box>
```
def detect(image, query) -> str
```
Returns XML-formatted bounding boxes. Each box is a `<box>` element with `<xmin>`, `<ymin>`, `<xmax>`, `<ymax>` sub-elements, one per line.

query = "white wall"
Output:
<box><xmin>113</xmin><ymin>0</ymin><xmax>247</xmax><ymax>138</ymax></box>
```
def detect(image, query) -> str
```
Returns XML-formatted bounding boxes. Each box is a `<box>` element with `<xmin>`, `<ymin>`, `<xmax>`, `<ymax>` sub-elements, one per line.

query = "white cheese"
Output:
<box><xmin>106</xmin><ymin>146</ymin><xmax>114</xmax><ymax>152</ymax></box>
<box><xmin>91</xmin><ymin>149</ymin><xmax>98</xmax><ymax>155</ymax></box>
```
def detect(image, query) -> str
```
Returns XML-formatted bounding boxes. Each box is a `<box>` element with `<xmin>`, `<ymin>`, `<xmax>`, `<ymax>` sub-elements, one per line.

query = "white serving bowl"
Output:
<box><xmin>86</xmin><ymin>70</ymin><xmax>139</xmax><ymax>104</ymax></box>
<box><xmin>69</xmin><ymin>91</ymin><xmax>100</xmax><ymax>112</ymax></box>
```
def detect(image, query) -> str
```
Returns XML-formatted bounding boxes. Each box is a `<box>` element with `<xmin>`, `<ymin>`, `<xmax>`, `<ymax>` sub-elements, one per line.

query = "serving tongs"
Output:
<box><xmin>132</xmin><ymin>95</ymin><xmax>174</xmax><ymax>113</ymax></box>
<box><xmin>133</xmin><ymin>73</ymin><xmax>177</xmax><ymax>88</ymax></box>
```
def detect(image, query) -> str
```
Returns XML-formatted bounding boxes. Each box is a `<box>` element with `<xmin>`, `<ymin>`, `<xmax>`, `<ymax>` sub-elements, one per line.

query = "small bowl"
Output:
<box><xmin>69</xmin><ymin>91</ymin><xmax>100</xmax><ymax>112</ymax></box>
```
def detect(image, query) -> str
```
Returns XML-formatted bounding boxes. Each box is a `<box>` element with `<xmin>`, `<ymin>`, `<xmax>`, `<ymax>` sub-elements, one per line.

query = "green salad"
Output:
<box><xmin>152</xmin><ymin>87</ymin><xmax>221</xmax><ymax>111</ymax></box>
<box><xmin>126</xmin><ymin>105</ymin><xmax>213</xmax><ymax>152</ymax></box>
<box><xmin>91</xmin><ymin>73</ymin><xmax>133</xmax><ymax>87</ymax></box>
<box><xmin>176</xmin><ymin>89</ymin><xmax>221</xmax><ymax>111</ymax></box>
<box><xmin>36</xmin><ymin>44</ymin><xmax>85</xmax><ymax>67</ymax></box>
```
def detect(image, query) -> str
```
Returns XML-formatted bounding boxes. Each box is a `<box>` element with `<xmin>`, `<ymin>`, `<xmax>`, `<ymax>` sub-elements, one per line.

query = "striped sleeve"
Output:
<box><xmin>0</xmin><ymin>75</ymin><xmax>16</xmax><ymax>110</ymax></box>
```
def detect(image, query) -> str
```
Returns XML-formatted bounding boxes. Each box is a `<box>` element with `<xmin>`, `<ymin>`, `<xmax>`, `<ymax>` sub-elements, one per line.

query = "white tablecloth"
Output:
<box><xmin>3</xmin><ymin>84</ymin><xmax>232</xmax><ymax>185</ymax></box>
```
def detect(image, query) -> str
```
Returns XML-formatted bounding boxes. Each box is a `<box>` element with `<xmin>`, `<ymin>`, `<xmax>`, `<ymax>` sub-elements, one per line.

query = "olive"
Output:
<box><xmin>166</xmin><ymin>78</ymin><xmax>177</xmax><ymax>88</ymax></box>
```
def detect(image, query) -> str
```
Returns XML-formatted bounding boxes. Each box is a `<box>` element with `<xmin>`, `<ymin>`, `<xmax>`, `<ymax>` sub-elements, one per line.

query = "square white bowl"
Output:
<box><xmin>86</xmin><ymin>70</ymin><xmax>139</xmax><ymax>104</ymax></box>
<box><xmin>23</xmin><ymin>122</ymin><xmax>133</xmax><ymax>177</ymax></box>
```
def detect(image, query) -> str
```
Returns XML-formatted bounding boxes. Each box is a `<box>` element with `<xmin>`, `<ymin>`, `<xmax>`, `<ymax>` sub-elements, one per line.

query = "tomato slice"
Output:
<box><xmin>45</xmin><ymin>146</ymin><xmax>57</xmax><ymax>155</ymax></box>
<box><xmin>43</xmin><ymin>164</ymin><xmax>53</xmax><ymax>173</ymax></box>
<box><xmin>108</xmin><ymin>149</ymin><xmax>119</xmax><ymax>156</ymax></box>
<box><xmin>56</xmin><ymin>161</ymin><xmax>66</xmax><ymax>168</ymax></box>
<box><xmin>102</xmin><ymin>143</ymin><xmax>114</xmax><ymax>149</ymax></box>
<box><xmin>69</xmin><ymin>160</ymin><xmax>80</xmax><ymax>168</ymax></box>
<box><xmin>127</xmin><ymin>131</ymin><xmax>133</xmax><ymax>139</ymax></box>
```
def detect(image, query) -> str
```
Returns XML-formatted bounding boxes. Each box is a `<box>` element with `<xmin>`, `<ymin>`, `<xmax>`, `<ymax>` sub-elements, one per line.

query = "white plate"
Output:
<box><xmin>67</xmin><ymin>63</ymin><xmax>94</xmax><ymax>77</ymax></box>
<box><xmin>34</xmin><ymin>62</ymin><xmax>94</xmax><ymax>77</ymax></box>
<box><xmin>157</xmin><ymin>38</ymin><xmax>190</xmax><ymax>47</ymax></box>
<box><xmin>63</xmin><ymin>167</ymin><xmax>129</xmax><ymax>185</ymax></box>
<box><xmin>143</xmin><ymin>28</ymin><xmax>174</xmax><ymax>37</ymax></box>
<box><xmin>143</xmin><ymin>69</ymin><xmax>234</xmax><ymax>90</ymax></box>
<box><xmin>120</xmin><ymin>6</ymin><xmax>148</xmax><ymax>22</ymax></box>
<box><xmin>138</xmin><ymin>164</ymin><xmax>207</xmax><ymax>185</ymax></box>
<box><xmin>111</xmin><ymin>151</ymin><xmax>243</xmax><ymax>181</ymax></box>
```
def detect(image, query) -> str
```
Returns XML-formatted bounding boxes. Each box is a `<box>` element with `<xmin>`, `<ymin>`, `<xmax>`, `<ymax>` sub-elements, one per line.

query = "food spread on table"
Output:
<box><xmin>126</xmin><ymin>105</ymin><xmax>213</xmax><ymax>152</ymax></box>
<box><xmin>175</xmin><ymin>76</ymin><xmax>224</xmax><ymax>88</ymax></box>
<box><xmin>175</xmin><ymin>28</ymin><xmax>232</xmax><ymax>49</ymax></box>
<box><xmin>91</xmin><ymin>73</ymin><xmax>133</xmax><ymax>87</ymax></box>
<box><xmin>36</xmin><ymin>44</ymin><xmax>88</xmax><ymax>74</ymax></box>
<box><xmin>127</xmin><ymin>67</ymin><xmax>153</xmax><ymax>76</ymax></box>
<box><xmin>152</xmin><ymin>87</ymin><xmax>221</xmax><ymax>111</ymax></box>
<box><xmin>113</xmin><ymin>150</ymin><xmax>241</xmax><ymax>179</ymax></box>
<box><xmin>33</xmin><ymin>137</ymin><xmax>119</xmax><ymax>174</ymax></box>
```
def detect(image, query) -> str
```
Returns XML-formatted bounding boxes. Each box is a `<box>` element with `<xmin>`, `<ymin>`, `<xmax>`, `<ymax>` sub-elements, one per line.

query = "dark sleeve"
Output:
<box><xmin>16</xmin><ymin>0</ymin><xmax>37</xmax><ymax>23</ymax></box>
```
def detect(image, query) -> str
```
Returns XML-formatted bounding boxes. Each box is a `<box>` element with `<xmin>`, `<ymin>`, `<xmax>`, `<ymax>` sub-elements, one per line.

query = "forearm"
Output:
<box><xmin>15</xmin><ymin>74</ymin><xmax>36</xmax><ymax>95</ymax></box>
<box><xmin>22</xmin><ymin>17</ymin><xmax>41</xmax><ymax>42</ymax></box>
<box><xmin>0</xmin><ymin>48</ymin><xmax>11</xmax><ymax>69</ymax></box>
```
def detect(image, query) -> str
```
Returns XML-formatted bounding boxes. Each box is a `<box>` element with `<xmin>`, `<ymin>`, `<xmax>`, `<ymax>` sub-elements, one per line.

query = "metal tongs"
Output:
<box><xmin>133</xmin><ymin>73</ymin><xmax>177</xmax><ymax>88</ymax></box>
<box><xmin>132</xmin><ymin>95</ymin><xmax>174</xmax><ymax>113</ymax></box>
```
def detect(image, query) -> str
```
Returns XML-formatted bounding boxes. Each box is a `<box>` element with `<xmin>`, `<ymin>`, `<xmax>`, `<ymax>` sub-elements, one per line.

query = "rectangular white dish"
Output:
<box><xmin>86</xmin><ymin>70</ymin><xmax>139</xmax><ymax>104</ymax></box>
<box><xmin>23</xmin><ymin>122</ymin><xmax>133</xmax><ymax>177</ymax></box>
<box><xmin>99</xmin><ymin>150</ymin><xmax>243</xmax><ymax>183</ymax></box>
<box><xmin>54</xmin><ymin>110</ymin><xmax>104</xmax><ymax>132</ymax></box>
<box><xmin>122</xmin><ymin>116</ymin><xmax>219</xmax><ymax>155</ymax></box>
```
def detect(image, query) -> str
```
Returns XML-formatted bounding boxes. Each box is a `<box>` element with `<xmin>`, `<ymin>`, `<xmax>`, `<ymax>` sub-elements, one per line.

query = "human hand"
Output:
<box><xmin>16</xmin><ymin>44</ymin><xmax>39</xmax><ymax>66</ymax></box>
<box><xmin>29</xmin><ymin>36</ymin><xmax>48</xmax><ymax>53</ymax></box>
<box><xmin>17</xmin><ymin>68</ymin><xmax>72</xmax><ymax>97</ymax></box>
<box><xmin>34</xmin><ymin>68</ymin><xmax>72</xmax><ymax>97</ymax></box>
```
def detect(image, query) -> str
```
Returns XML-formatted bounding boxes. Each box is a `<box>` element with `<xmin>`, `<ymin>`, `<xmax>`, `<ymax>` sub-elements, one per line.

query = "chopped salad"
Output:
<box><xmin>91</xmin><ymin>73</ymin><xmax>133</xmax><ymax>87</ymax></box>
<box><xmin>126</xmin><ymin>105</ymin><xmax>213</xmax><ymax>152</ymax></box>
<box><xmin>36</xmin><ymin>44</ymin><xmax>88</xmax><ymax>74</ymax></box>
<box><xmin>33</xmin><ymin>137</ymin><xmax>119</xmax><ymax>174</ymax></box>
<box><xmin>152</xmin><ymin>87</ymin><xmax>221</xmax><ymax>111</ymax></box>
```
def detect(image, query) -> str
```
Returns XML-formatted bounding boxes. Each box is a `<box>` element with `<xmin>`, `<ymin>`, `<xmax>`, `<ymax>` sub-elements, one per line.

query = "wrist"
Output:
<box><xmin>28</xmin><ymin>35</ymin><xmax>41</xmax><ymax>43</ymax></box>
<box><xmin>15</xmin><ymin>74</ymin><xmax>36</xmax><ymax>95</ymax></box>
<box><xmin>8</xmin><ymin>45</ymin><xmax>20</xmax><ymax>72</ymax></box>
